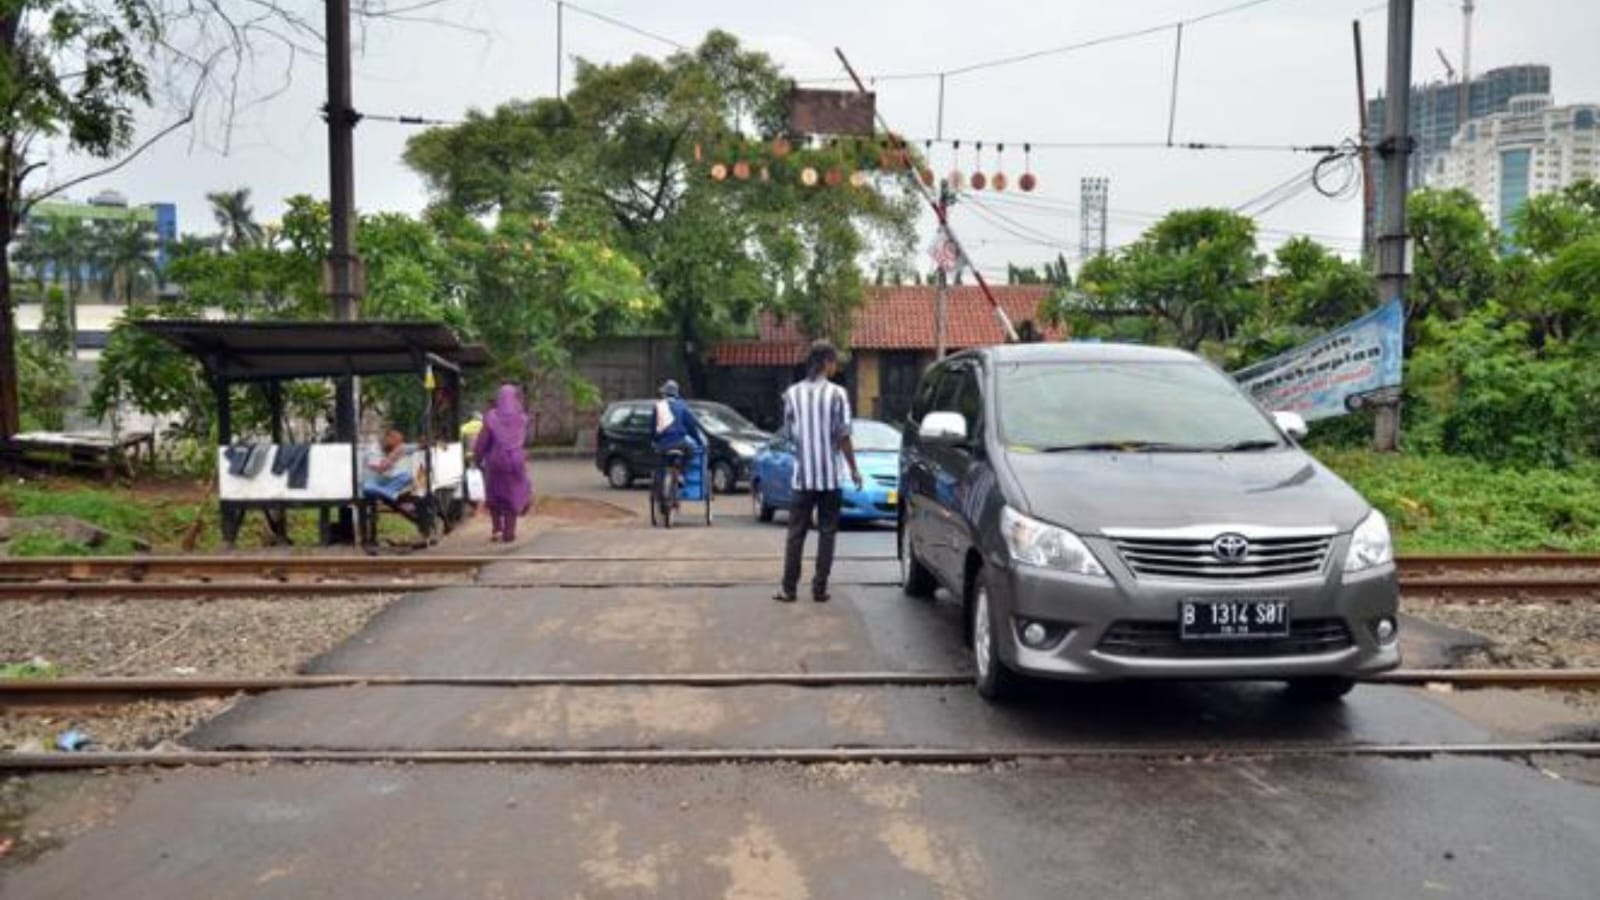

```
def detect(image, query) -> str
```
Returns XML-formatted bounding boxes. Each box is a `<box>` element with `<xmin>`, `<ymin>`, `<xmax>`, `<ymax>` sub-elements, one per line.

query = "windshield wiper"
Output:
<box><xmin>1209</xmin><ymin>439</ymin><xmax>1283</xmax><ymax>452</ymax></box>
<box><xmin>1037</xmin><ymin>441</ymin><xmax>1205</xmax><ymax>453</ymax></box>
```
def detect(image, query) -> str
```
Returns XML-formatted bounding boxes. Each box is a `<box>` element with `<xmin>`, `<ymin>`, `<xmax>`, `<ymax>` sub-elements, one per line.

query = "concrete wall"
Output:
<box><xmin>523</xmin><ymin>337</ymin><xmax>684</xmax><ymax>449</ymax></box>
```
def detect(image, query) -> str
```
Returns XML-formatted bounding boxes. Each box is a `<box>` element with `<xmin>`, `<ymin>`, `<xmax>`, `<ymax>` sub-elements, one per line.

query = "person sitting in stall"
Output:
<box><xmin>361</xmin><ymin>427</ymin><xmax>416</xmax><ymax>502</ymax></box>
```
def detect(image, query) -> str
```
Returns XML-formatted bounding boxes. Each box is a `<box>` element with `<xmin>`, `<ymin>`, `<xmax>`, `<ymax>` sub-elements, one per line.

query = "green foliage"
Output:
<box><xmin>5</xmin><ymin>527</ymin><xmax>139</xmax><ymax>557</ymax></box>
<box><xmin>16</xmin><ymin>335</ymin><xmax>75</xmax><ymax>431</ymax></box>
<box><xmin>404</xmin><ymin>30</ymin><xmax>918</xmax><ymax>390</ymax></box>
<box><xmin>1317</xmin><ymin>450</ymin><xmax>1600</xmax><ymax>553</ymax></box>
<box><xmin>1406</xmin><ymin>187</ymin><xmax>1499</xmax><ymax>327</ymax></box>
<box><xmin>38</xmin><ymin>285</ymin><xmax>72</xmax><ymax>354</ymax></box>
<box><xmin>1049</xmin><ymin>209</ymin><xmax>1263</xmax><ymax>351</ymax></box>
<box><xmin>0</xmin><ymin>660</ymin><xmax>61</xmax><ymax>679</ymax></box>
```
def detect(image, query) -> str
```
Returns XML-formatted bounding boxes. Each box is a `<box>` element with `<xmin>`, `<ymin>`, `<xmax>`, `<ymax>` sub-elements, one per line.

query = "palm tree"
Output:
<box><xmin>92</xmin><ymin>219</ymin><xmax>159</xmax><ymax>304</ymax></box>
<box><xmin>207</xmin><ymin>188</ymin><xmax>265</xmax><ymax>252</ymax></box>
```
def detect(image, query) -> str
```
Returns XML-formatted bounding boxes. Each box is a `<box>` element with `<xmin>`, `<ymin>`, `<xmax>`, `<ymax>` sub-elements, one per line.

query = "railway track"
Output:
<box><xmin>5</xmin><ymin>741</ymin><xmax>1599</xmax><ymax>771</ymax></box>
<box><xmin>2</xmin><ymin>668</ymin><xmax>1596</xmax><ymax>708</ymax></box>
<box><xmin>0</xmin><ymin>553</ymin><xmax>1596</xmax><ymax>599</ymax></box>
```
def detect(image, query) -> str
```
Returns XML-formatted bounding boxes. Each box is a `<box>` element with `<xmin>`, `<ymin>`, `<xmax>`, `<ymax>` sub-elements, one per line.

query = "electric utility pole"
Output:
<box><xmin>935</xmin><ymin>180</ymin><xmax>955</xmax><ymax>359</ymax></box>
<box><xmin>1373</xmin><ymin>0</ymin><xmax>1414</xmax><ymax>452</ymax></box>
<box><xmin>325</xmin><ymin>0</ymin><xmax>362</xmax><ymax>536</ymax></box>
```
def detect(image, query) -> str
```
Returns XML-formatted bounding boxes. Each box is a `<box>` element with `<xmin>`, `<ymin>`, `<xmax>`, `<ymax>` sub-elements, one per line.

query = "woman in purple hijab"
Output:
<box><xmin>473</xmin><ymin>384</ymin><xmax>533</xmax><ymax>542</ymax></box>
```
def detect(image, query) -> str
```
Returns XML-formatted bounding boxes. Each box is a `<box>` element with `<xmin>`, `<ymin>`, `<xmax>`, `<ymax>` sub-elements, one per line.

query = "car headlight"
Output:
<box><xmin>1344</xmin><ymin>511</ymin><xmax>1394</xmax><ymax>572</ymax></box>
<box><xmin>1000</xmin><ymin>507</ymin><xmax>1108</xmax><ymax>578</ymax></box>
<box><xmin>730</xmin><ymin>440</ymin><xmax>756</xmax><ymax>458</ymax></box>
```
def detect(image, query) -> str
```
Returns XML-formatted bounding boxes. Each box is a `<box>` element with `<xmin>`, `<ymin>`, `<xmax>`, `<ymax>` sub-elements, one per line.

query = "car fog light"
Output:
<box><xmin>1375</xmin><ymin>618</ymin><xmax>1397</xmax><ymax>643</ymax></box>
<box><xmin>1021</xmin><ymin>621</ymin><xmax>1049</xmax><ymax>648</ymax></box>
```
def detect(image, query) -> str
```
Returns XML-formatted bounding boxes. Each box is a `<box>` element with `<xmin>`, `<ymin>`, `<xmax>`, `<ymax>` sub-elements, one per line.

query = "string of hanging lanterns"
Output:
<box><xmin>694</xmin><ymin>132</ymin><xmax>1040</xmax><ymax>193</ymax></box>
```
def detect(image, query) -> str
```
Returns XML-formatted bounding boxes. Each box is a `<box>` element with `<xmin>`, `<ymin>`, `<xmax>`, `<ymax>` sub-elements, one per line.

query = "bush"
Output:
<box><xmin>16</xmin><ymin>336</ymin><xmax>76</xmax><ymax>432</ymax></box>
<box><xmin>1317</xmin><ymin>449</ymin><xmax>1600</xmax><ymax>553</ymax></box>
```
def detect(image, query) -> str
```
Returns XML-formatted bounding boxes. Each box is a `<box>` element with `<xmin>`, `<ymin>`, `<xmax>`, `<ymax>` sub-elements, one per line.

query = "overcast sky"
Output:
<box><xmin>46</xmin><ymin>0</ymin><xmax>1600</xmax><ymax>276</ymax></box>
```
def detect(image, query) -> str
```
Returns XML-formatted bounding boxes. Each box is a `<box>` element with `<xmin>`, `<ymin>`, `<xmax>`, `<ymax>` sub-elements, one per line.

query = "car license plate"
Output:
<box><xmin>1180</xmin><ymin>600</ymin><xmax>1290</xmax><ymax>640</ymax></box>
<box><xmin>887</xmin><ymin>489</ymin><xmax>898</xmax><ymax>506</ymax></box>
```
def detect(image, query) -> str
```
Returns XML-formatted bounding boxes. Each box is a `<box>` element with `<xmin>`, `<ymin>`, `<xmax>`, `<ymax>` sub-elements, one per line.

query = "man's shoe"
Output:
<box><xmin>773</xmin><ymin>591</ymin><xmax>797</xmax><ymax>603</ymax></box>
<box><xmin>812</xmin><ymin>591</ymin><xmax>830</xmax><ymax>603</ymax></box>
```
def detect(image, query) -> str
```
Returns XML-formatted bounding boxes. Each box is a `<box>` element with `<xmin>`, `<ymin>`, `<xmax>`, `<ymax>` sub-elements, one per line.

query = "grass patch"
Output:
<box><xmin>0</xmin><ymin>660</ymin><xmax>61</xmax><ymax>679</ymax></box>
<box><xmin>1315</xmin><ymin>450</ymin><xmax>1600</xmax><ymax>553</ymax></box>
<box><xmin>0</xmin><ymin>478</ymin><xmax>434</xmax><ymax>554</ymax></box>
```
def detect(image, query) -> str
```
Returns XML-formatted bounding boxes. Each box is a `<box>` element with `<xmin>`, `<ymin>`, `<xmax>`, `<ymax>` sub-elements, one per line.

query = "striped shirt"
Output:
<box><xmin>783</xmin><ymin>376</ymin><xmax>852</xmax><ymax>491</ymax></box>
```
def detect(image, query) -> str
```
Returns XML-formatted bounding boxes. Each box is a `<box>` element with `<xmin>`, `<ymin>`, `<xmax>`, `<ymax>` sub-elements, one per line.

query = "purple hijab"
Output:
<box><xmin>474</xmin><ymin>384</ymin><xmax>532</xmax><ymax>514</ymax></box>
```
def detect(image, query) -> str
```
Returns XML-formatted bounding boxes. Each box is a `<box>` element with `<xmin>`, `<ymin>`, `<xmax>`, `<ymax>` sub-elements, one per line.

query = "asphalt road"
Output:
<box><xmin>2</xmin><ymin>459</ymin><xmax>1598</xmax><ymax>899</ymax></box>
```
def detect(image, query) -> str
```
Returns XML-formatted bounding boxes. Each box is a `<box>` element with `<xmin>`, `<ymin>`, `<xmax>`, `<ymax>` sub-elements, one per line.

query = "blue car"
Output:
<box><xmin>750</xmin><ymin>419</ymin><xmax>902</xmax><ymax>523</ymax></box>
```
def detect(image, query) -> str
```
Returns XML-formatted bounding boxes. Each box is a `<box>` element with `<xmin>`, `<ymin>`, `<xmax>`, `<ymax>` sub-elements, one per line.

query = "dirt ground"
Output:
<box><xmin>1409</xmin><ymin>601</ymin><xmax>1600</xmax><ymax>669</ymax></box>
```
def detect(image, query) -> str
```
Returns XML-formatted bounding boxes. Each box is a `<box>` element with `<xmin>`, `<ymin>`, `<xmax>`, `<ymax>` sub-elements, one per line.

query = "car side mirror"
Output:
<box><xmin>918</xmin><ymin>411</ymin><xmax>969</xmax><ymax>445</ymax></box>
<box><xmin>1273</xmin><ymin>411</ymin><xmax>1309</xmax><ymax>441</ymax></box>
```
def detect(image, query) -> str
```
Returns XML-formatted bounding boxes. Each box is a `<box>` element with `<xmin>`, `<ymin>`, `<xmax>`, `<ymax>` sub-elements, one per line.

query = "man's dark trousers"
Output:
<box><xmin>782</xmin><ymin>489</ymin><xmax>843</xmax><ymax>597</ymax></box>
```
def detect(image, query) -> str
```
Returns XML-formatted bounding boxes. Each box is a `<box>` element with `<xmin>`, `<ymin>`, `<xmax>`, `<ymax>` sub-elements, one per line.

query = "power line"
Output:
<box><xmin>362</xmin><ymin>111</ymin><xmax>464</xmax><ymax>126</ymax></box>
<box><xmin>555</xmin><ymin>0</ymin><xmax>688</xmax><ymax>52</ymax></box>
<box><xmin>800</xmin><ymin>0</ymin><xmax>1292</xmax><ymax>84</ymax></box>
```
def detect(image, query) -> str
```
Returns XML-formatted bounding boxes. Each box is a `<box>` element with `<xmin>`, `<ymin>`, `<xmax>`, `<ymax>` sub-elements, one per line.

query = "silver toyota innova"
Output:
<box><xmin>897</xmin><ymin>343</ymin><xmax>1401</xmax><ymax>702</ymax></box>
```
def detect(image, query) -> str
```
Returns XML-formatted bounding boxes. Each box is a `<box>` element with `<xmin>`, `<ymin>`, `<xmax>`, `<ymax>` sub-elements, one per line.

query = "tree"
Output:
<box><xmin>404</xmin><ymin>30</ymin><xmax>917</xmax><ymax>393</ymax></box>
<box><xmin>1</xmin><ymin>0</ymin><xmax>155</xmax><ymax>439</ymax></box>
<box><xmin>2</xmin><ymin>0</ymin><xmax>460</xmax><ymax>441</ymax></box>
<box><xmin>206</xmin><ymin>187</ymin><xmax>264</xmax><ymax>252</ymax></box>
<box><xmin>1406</xmin><ymin>188</ymin><xmax>1498</xmax><ymax>330</ymax></box>
<box><xmin>1052</xmin><ymin>208</ymin><xmax>1263</xmax><ymax>351</ymax></box>
<box><xmin>92</xmin><ymin>218</ymin><xmax>158</xmax><ymax>304</ymax></box>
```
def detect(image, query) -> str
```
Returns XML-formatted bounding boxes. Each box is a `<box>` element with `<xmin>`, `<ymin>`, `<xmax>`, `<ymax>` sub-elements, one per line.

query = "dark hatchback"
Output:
<box><xmin>595</xmin><ymin>399</ymin><xmax>771</xmax><ymax>494</ymax></box>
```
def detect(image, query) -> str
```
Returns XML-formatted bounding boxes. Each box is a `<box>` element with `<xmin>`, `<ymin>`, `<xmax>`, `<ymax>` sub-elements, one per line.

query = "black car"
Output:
<box><xmin>595</xmin><ymin>399</ymin><xmax>771</xmax><ymax>494</ymax></box>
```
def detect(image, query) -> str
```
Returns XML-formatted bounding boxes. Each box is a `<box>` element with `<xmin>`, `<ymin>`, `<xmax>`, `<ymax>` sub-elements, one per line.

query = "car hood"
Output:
<box><xmin>1001</xmin><ymin>449</ymin><xmax>1370</xmax><ymax>534</ymax></box>
<box><xmin>722</xmin><ymin>429</ymin><xmax>772</xmax><ymax>446</ymax></box>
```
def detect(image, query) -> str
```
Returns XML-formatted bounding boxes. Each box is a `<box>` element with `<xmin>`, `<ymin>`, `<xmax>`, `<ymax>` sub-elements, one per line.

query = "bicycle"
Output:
<box><xmin>650</xmin><ymin>444</ymin><xmax>713</xmax><ymax>528</ymax></box>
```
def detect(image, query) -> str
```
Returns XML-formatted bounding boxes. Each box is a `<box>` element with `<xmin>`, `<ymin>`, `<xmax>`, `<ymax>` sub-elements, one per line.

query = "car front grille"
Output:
<box><xmin>1097</xmin><ymin>618</ymin><xmax>1353</xmax><ymax>659</ymax></box>
<box><xmin>1110</xmin><ymin>532</ymin><xmax>1334</xmax><ymax>581</ymax></box>
<box><xmin>872</xmin><ymin>473</ymin><xmax>899</xmax><ymax>487</ymax></box>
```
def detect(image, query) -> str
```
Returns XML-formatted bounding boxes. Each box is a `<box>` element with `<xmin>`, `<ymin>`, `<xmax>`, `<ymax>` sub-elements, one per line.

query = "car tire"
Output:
<box><xmin>711</xmin><ymin>461</ymin><xmax>736</xmax><ymax>495</ymax></box>
<box><xmin>970</xmin><ymin>571</ymin><xmax>1020</xmax><ymax>702</ymax></box>
<box><xmin>1285</xmin><ymin>677</ymin><xmax>1356</xmax><ymax>702</ymax></box>
<box><xmin>606</xmin><ymin>457</ymin><xmax>632</xmax><ymax>489</ymax></box>
<box><xmin>899</xmin><ymin>522</ymin><xmax>937</xmax><ymax>598</ymax></box>
<box><xmin>752</xmin><ymin>482</ymin><xmax>775</xmax><ymax>523</ymax></box>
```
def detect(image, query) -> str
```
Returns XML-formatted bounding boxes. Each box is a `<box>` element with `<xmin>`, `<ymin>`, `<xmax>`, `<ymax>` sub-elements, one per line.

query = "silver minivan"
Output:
<box><xmin>897</xmin><ymin>343</ymin><xmax>1401</xmax><ymax>702</ymax></box>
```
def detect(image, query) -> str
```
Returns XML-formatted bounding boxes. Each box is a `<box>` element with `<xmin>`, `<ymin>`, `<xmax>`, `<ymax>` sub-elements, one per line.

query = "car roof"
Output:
<box><xmin>958</xmin><ymin>342</ymin><xmax>1201</xmax><ymax>366</ymax></box>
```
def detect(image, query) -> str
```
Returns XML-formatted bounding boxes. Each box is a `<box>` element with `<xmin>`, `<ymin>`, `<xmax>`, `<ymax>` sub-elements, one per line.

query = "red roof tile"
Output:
<box><xmin>708</xmin><ymin>284</ymin><xmax>1060</xmax><ymax>365</ymax></box>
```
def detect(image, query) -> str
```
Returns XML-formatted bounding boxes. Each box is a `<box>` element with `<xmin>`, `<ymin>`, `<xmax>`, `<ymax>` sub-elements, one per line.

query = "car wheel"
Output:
<box><xmin>752</xmin><ymin>481</ymin><xmax>774</xmax><ymax>523</ymax></box>
<box><xmin>970</xmin><ymin>572</ymin><xmax>1020</xmax><ymax>702</ymax></box>
<box><xmin>606</xmin><ymin>457</ymin><xmax>632</xmax><ymax>489</ymax></box>
<box><xmin>899</xmin><ymin>521</ymin><xmax>936</xmax><ymax>598</ymax></box>
<box><xmin>1285</xmin><ymin>677</ymin><xmax>1356</xmax><ymax>702</ymax></box>
<box><xmin>711</xmin><ymin>461</ymin><xmax>736</xmax><ymax>495</ymax></box>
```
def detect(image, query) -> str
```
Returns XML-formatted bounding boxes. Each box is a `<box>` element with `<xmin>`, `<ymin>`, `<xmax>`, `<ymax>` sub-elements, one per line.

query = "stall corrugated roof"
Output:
<box><xmin>137</xmin><ymin>319</ymin><xmax>491</xmax><ymax>381</ymax></box>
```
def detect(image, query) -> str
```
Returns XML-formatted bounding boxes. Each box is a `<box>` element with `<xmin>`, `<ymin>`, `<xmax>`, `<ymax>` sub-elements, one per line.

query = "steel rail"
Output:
<box><xmin>2</xmin><ymin>669</ymin><xmax>1595</xmax><ymax>707</ymax></box>
<box><xmin>2</xmin><ymin>577</ymin><xmax>1596</xmax><ymax>601</ymax></box>
<box><xmin>4</xmin><ymin>741</ymin><xmax>1598</xmax><ymax>771</ymax></box>
<box><xmin>1</xmin><ymin>552</ymin><xmax>1597</xmax><ymax>578</ymax></box>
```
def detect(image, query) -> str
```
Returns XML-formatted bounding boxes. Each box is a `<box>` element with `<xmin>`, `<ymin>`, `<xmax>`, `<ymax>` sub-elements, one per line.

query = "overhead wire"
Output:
<box><xmin>554</xmin><ymin>0</ymin><xmax>688</xmax><ymax>51</ymax></box>
<box><xmin>798</xmin><ymin>0</ymin><xmax>1292</xmax><ymax>83</ymax></box>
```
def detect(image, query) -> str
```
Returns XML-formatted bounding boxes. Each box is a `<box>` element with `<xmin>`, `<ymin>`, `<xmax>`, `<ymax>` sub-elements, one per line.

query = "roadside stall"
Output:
<box><xmin>138</xmin><ymin>320</ymin><xmax>490</xmax><ymax>547</ymax></box>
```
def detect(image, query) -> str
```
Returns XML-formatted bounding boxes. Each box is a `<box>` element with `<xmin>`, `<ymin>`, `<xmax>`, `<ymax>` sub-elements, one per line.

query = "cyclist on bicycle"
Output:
<box><xmin>652</xmin><ymin>379</ymin><xmax>706</xmax><ymax>474</ymax></box>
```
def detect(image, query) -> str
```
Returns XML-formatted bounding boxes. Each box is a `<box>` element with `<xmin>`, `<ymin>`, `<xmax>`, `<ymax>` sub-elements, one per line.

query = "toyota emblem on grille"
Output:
<box><xmin>1212</xmin><ymin>533</ymin><xmax>1250</xmax><ymax>561</ymax></box>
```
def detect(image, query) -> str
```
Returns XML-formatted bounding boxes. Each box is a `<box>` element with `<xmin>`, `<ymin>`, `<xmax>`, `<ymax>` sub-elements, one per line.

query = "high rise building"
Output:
<box><xmin>1435</xmin><ymin>94</ymin><xmax>1600</xmax><ymax>231</ymax></box>
<box><xmin>1366</xmin><ymin>64</ymin><xmax>1551</xmax><ymax>190</ymax></box>
<box><xmin>14</xmin><ymin>190</ymin><xmax>179</xmax><ymax>301</ymax></box>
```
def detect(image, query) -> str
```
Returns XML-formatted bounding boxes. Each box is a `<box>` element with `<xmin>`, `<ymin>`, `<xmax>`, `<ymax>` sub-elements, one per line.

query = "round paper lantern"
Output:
<box><xmin>771</xmin><ymin>136</ymin><xmax>792</xmax><ymax>158</ymax></box>
<box><xmin>919</xmin><ymin>167</ymin><xmax>936</xmax><ymax>187</ymax></box>
<box><xmin>1019</xmin><ymin>171</ymin><xmax>1037</xmax><ymax>192</ymax></box>
<box><xmin>850</xmin><ymin>169</ymin><xmax>869</xmax><ymax>188</ymax></box>
<box><xmin>710</xmin><ymin>163</ymin><xmax>728</xmax><ymax>182</ymax></box>
<box><xmin>947</xmin><ymin>169</ymin><xmax>965</xmax><ymax>190</ymax></box>
<box><xmin>991</xmin><ymin>172</ymin><xmax>1008</xmax><ymax>192</ymax></box>
<box><xmin>824</xmin><ymin>167</ymin><xmax>843</xmax><ymax>187</ymax></box>
<box><xmin>733</xmin><ymin>160</ymin><xmax>751</xmax><ymax>181</ymax></box>
<box><xmin>801</xmin><ymin>166</ymin><xmax>819</xmax><ymax>187</ymax></box>
<box><xmin>970</xmin><ymin>171</ymin><xmax>988</xmax><ymax>191</ymax></box>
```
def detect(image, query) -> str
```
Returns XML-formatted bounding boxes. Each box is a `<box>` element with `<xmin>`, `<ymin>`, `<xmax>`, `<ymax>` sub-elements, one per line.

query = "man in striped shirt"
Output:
<box><xmin>775</xmin><ymin>340</ymin><xmax>863</xmax><ymax>603</ymax></box>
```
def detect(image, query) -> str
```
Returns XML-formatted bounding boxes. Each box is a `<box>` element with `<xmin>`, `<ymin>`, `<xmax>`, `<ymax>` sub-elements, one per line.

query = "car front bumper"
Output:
<box><xmin>840</xmin><ymin>485</ymin><xmax>897</xmax><ymax>520</ymax></box>
<box><xmin>983</xmin><ymin>538</ymin><xmax>1400</xmax><ymax>681</ymax></box>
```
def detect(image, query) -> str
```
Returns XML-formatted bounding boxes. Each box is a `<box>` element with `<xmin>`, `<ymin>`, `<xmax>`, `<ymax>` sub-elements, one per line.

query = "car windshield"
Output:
<box><xmin>995</xmin><ymin>361</ymin><xmax>1284</xmax><ymax>452</ymax></box>
<box><xmin>693</xmin><ymin>404</ymin><xmax>756</xmax><ymax>436</ymax></box>
<box><xmin>851</xmin><ymin>419</ymin><xmax>902</xmax><ymax>452</ymax></box>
